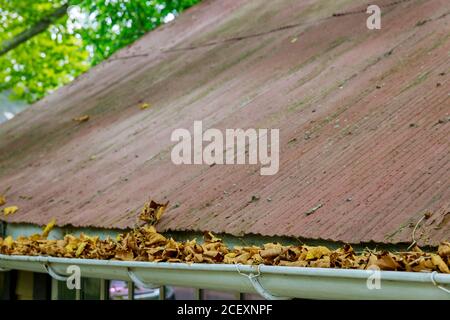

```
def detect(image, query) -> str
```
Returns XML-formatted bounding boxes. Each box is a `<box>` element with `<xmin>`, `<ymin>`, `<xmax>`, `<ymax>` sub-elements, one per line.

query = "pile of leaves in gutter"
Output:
<box><xmin>0</xmin><ymin>201</ymin><xmax>449</xmax><ymax>273</ymax></box>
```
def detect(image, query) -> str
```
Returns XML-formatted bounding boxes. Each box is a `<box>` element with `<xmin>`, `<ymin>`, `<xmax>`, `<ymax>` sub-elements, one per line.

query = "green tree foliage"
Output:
<box><xmin>0</xmin><ymin>0</ymin><xmax>200</xmax><ymax>102</ymax></box>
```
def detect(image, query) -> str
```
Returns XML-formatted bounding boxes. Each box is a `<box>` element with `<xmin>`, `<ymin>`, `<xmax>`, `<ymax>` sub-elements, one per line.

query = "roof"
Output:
<box><xmin>0</xmin><ymin>0</ymin><xmax>449</xmax><ymax>246</ymax></box>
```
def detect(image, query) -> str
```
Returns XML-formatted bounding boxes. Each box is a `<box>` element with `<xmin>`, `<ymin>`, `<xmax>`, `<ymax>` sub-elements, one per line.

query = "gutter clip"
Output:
<box><xmin>43</xmin><ymin>263</ymin><xmax>68</xmax><ymax>281</ymax></box>
<box><xmin>127</xmin><ymin>268</ymin><xmax>158</xmax><ymax>289</ymax></box>
<box><xmin>431</xmin><ymin>271</ymin><xmax>450</xmax><ymax>294</ymax></box>
<box><xmin>235</xmin><ymin>264</ymin><xmax>292</xmax><ymax>300</ymax></box>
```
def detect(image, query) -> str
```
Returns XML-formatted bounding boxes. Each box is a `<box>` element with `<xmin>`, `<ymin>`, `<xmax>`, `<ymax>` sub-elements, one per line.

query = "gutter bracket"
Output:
<box><xmin>235</xmin><ymin>264</ymin><xmax>292</xmax><ymax>300</ymax></box>
<box><xmin>43</xmin><ymin>264</ymin><xmax>68</xmax><ymax>281</ymax></box>
<box><xmin>431</xmin><ymin>271</ymin><xmax>450</xmax><ymax>295</ymax></box>
<box><xmin>127</xmin><ymin>268</ymin><xmax>158</xmax><ymax>289</ymax></box>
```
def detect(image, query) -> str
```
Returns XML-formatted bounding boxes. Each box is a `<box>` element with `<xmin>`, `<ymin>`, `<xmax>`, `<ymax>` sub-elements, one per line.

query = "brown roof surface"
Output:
<box><xmin>0</xmin><ymin>0</ymin><xmax>449</xmax><ymax>245</ymax></box>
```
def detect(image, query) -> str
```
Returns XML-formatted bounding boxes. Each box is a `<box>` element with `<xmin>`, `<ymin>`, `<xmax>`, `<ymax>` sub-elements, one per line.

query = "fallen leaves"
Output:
<box><xmin>3</xmin><ymin>206</ymin><xmax>18</xmax><ymax>216</ymax></box>
<box><xmin>371</xmin><ymin>253</ymin><xmax>401</xmax><ymax>270</ymax></box>
<box><xmin>0</xmin><ymin>201</ymin><xmax>448</xmax><ymax>273</ymax></box>
<box><xmin>73</xmin><ymin>115</ymin><xmax>90</xmax><ymax>123</ymax></box>
<box><xmin>138</xmin><ymin>200</ymin><xmax>168</xmax><ymax>225</ymax></box>
<box><xmin>438</xmin><ymin>242</ymin><xmax>450</xmax><ymax>257</ymax></box>
<box><xmin>3</xmin><ymin>236</ymin><xmax>13</xmax><ymax>248</ymax></box>
<box><xmin>0</xmin><ymin>228</ymin><xmax>448</xmax><ymax>273</ymax></box>
<box><xmin>431</xmin><ymin>254</ymin><xmax>449</xmax><ymax>273</ymax></box>
<box><xmin>305</xmin><ymin>246</ymin><xmax>331</xmax><ymax>260</ymax></box>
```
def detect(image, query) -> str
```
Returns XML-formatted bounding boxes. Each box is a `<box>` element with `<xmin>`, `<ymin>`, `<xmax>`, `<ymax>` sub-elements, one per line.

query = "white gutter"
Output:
<box><xmin>1</xmin><ymin>254</ymin><xmax>449</xmax><ymax>300</ymax></box>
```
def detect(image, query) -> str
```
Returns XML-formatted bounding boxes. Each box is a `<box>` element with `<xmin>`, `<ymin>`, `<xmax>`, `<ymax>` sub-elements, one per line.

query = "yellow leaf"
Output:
<box><xmin>310</xmin><ymin>256</ymin><xmax>331</xmax><ymax>268</ymax></box>
<box><xmin>73</xmin><ymin>115</ymin><xmax>90</xmax><ymax>123</ymax></box>
<box><xmin>0</xmin><ymin>195</ymin><xmax>6</xmax><ymax>206</ymax></box>
<box><xmin>76</xmin><ymin>242</ymin><xmax>87</xmax><ymax>257</ymax></box>
<box><xmin>438</xmin><ymin>242</ymin><xmax>450</xmax><ymax>257</ymax></box>
<box><xmin>144</xmin><ymin>225</ymin><xmax>157</xmax><ymax>234</ymax></box>
<box><xmin>3</xmin><ymin>206</ymin><xmax>18</xmax><ymax>216</ymax></box>
<box><xmin>305</xmin><ymin>246</ymin><xmax>331</xmax><ymax>260</ymax></box>
<box><xmin>431</xmin><ymin>254</ymin><xmax>450</xmax><ymax>273</ymax></box>
<box><xmin>146</xmin><ymin>233</ymin><xmax>166</xmax><ymax>246</ymax></box>
<box><xmin>155</xmin><ymin>205</ymin><xmax>166</xmax><ymax>221</ymax></box>
<box><xmin>65</xmin><ymin>243</ymin><xmax>77</xmax><ymax>253</ymax></box>
<box><xmin>42</xmin><ymin>218</ymin><xmax>56</xmax><ymax>238</ymax></box>
<box><xmin>140</xmin><ymin>103</ymin><xmax>150</xmax><ymax>110</ymax></box>
<box><xmin>203</xmin><ymin>231</ymin><xmax>222</xmax><ymax>243</ymax></box>
<box><xmin>29</xmin><ymin>234</ymin><xmax>43</xmax><ymax>241</ymax></box>
<box><xmin>4</xmin><ymin>236</ymin><xmax>13</xmax><ymax>248</ymax></box>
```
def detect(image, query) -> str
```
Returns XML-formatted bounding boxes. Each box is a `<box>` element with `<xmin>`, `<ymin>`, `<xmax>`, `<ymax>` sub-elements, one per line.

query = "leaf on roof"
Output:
<box><xmin>3</xmin><ymin>206</ymin><xmax>18</xmax><ymax>216</ymax></box>
<box><xmin>72</xmin><ymin>115</ymin><xmax>90</xmax><ymax>123</ymax></box>
<box><xmin>138</xmin><ymin>200</ymin><xmax>169</xmax><ymax>225</ymax></box>
<box><xmin>0</xmin><ymin>195</ymin><xmax>6</xmax><ymax>206</ymax></box>
<box><xmin>139</xmin><ymin>102</ymin><xmax>151</xmax><ymax>110</ymax></box>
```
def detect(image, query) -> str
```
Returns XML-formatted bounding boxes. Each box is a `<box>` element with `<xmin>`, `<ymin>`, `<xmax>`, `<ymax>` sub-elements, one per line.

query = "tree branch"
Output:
<box><xmin>0</xmin><ymin>3</ymin><xmax>69</xmax><ymax>56</ymax></box>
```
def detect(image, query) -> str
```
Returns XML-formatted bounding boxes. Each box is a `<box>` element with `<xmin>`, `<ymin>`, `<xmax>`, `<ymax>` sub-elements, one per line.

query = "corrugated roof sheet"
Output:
<box><xmin>0</xmin><ymin>0</ymin><xmax>449</xmax><ymax>245</ymax></box>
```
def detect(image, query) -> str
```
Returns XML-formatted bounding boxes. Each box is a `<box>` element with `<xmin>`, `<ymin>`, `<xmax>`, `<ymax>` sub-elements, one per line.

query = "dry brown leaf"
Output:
<box><xmin>375</xmin><ymin>254</ymin><xmax>400</xmax><ymax>270</ymax></box>
<box><xmin>146</xmin><ymin>233</ymin><xmax>166</xmax><ymax>246</ymax></box>
<box><xmin>305</xmin><ymin>246</ymin><xmax>331</xmax><ymax>260</ymax></box>
<box><xmin>260</xmin><ymin>247</ymin><xmax>283</xmax><ymax>258</ymax></box>
<box><xmin>73</xmin><ymin>115</ymin><xmax>90</xmax><ymax>123</ymax></box>
<box><xmin>235</xmin><ymin>252</ymin><xmax>251</xmax><ymax>264</ymax></box>
<box><xmin>203</xmin><ymin>231</ymin><xmax>222</xmax><ymax>243</ymax></box>
<box><xmin>310</xmin><ymin>256</ymin><xmax>331</xmax><ymax>268</ymax></box>
<box><xmin>139</xmin><ymin>200</ymin><xmax>168</xmax><ymax>225</ymax></box>
<box><xmin>431</xmin><ymin>254</ymin><xmax>450</xmax><ymax>273</ymax></box>
<box><xmin>438</xmin><ymin>242</ymin><xmax>450</xmax><ymax>257</ymax></box>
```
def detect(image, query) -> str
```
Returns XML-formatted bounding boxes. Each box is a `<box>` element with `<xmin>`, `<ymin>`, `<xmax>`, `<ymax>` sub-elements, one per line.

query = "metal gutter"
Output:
<box><xmin>1</xmin><ymin>254</ymin><xmax>449</xmax><ymax>299</ymax></box>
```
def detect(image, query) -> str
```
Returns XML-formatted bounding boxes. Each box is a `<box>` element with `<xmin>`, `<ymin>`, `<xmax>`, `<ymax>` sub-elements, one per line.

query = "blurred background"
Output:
<box><xmin>0</xmin><ymin>0</ymin><xmax>200</xmax><ymax>123</ymax></box>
